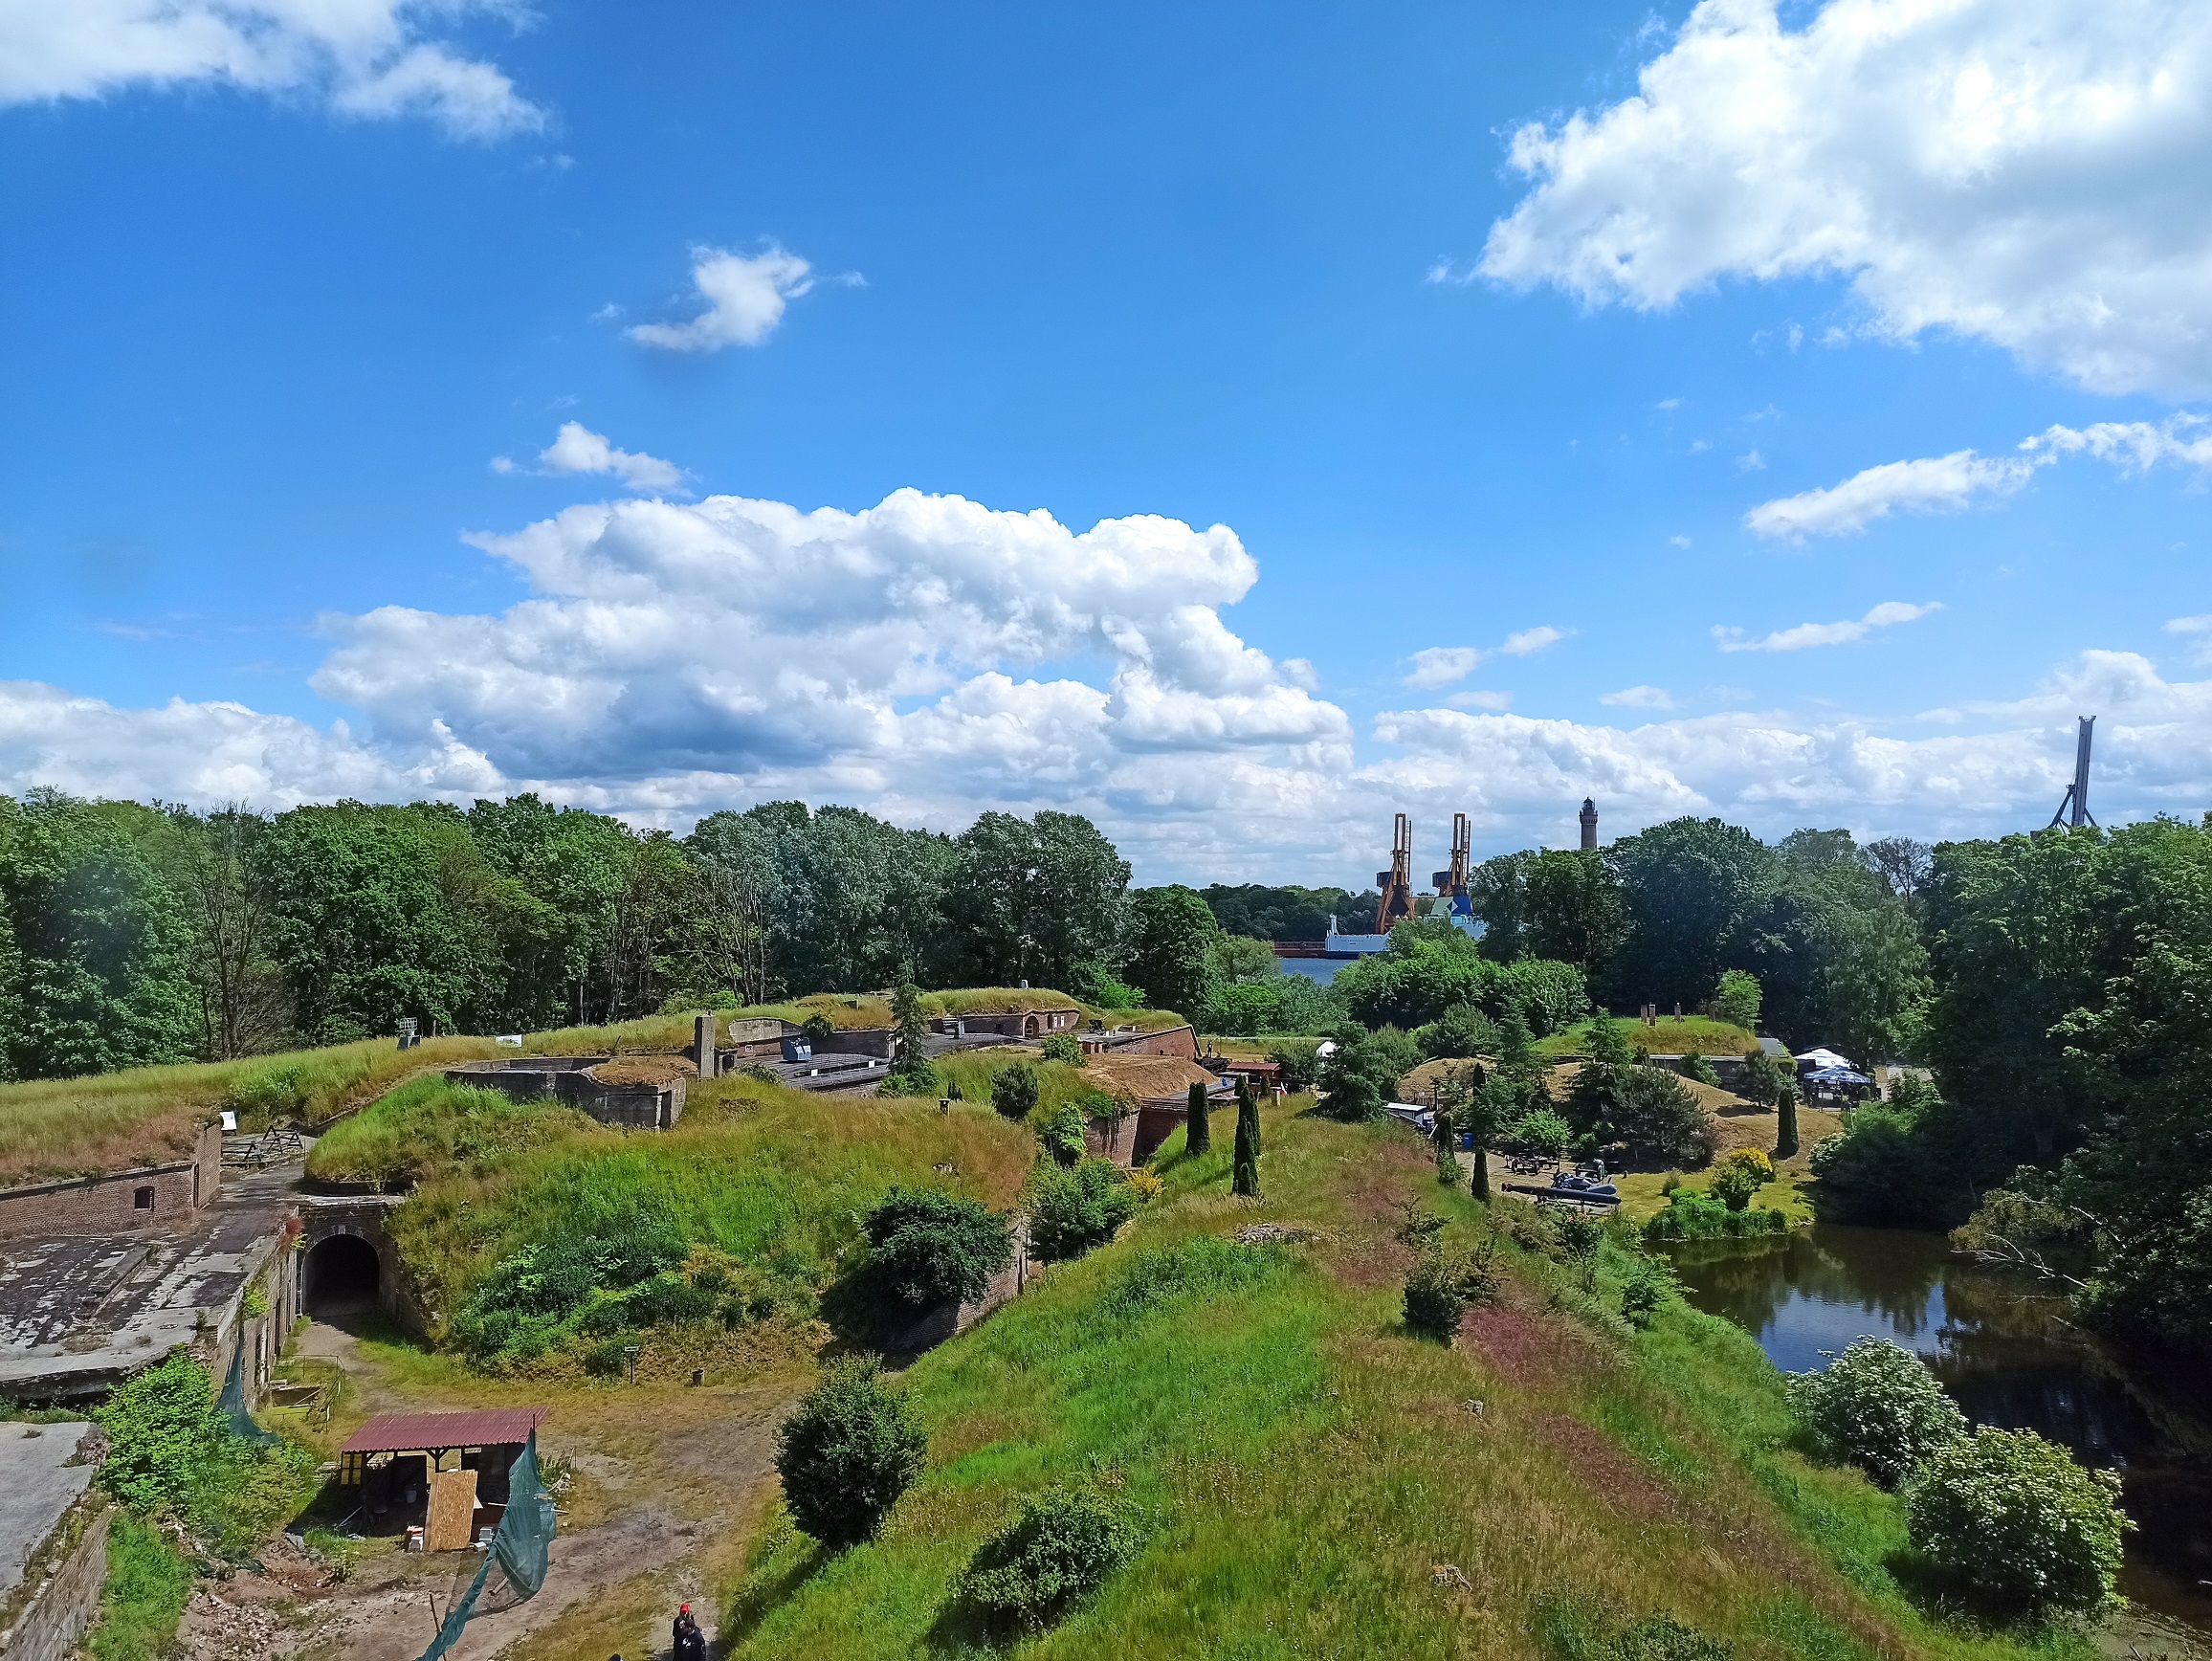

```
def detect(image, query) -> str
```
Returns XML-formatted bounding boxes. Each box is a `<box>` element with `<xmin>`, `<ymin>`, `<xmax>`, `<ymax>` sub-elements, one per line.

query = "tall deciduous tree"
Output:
<box><xmin>1126</xmin><ymin>885</ymin><xmax>1221</xmax><ymax>1020</ymax></box>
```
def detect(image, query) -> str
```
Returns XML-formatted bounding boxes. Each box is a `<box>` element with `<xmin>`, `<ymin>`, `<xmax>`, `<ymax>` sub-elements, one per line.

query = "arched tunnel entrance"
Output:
<box><xmin>303</xmin><ymin>1231</ymin><xmax>382</xmax><ymax>1317</ymax></box>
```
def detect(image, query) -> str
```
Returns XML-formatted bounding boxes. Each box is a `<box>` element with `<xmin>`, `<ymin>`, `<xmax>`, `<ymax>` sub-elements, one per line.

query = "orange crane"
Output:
<box><xmin>1430</xmin><ymin>812</ymin><xmax>1471</xmax><ymax>901</ymax></box>
<box><xmin>1374</xmin><ymin>812</ymin><xmax>1415</xmax><ymax>932</ymax></box>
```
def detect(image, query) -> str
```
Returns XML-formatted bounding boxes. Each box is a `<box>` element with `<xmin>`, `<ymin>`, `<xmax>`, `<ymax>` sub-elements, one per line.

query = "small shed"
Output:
<box><xmin>338</xmin><ymin>1407</ymin><xmax>549</xmax><ymax>1548</ymax></box>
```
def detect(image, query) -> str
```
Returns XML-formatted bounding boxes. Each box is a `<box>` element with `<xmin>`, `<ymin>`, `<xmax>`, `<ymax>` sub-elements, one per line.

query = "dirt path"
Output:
<box><xmin>183</xmin><ymin>1318</ymin><xmax>802</xmax><ymax>1661</ymax></box>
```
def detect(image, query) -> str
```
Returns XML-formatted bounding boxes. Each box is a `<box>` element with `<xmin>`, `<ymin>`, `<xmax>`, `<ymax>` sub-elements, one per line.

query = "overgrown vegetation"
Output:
<box><xmin>1784</xmin><ymin>1337</ymin><xmax>1966</xmax><ymax>1490</ymax></box>
<box><xmin>306</xmin><ymin>1075</ymin><xmax>600</xmax><ymax>1189</ymax></box>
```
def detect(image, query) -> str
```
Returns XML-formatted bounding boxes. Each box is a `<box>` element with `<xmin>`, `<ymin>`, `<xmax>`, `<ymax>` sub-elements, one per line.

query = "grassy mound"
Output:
<box><xmin>717</xmin><ymin>1097</ymin><xmax>2091</xmax><ymax>1661</ymax></box>
<box><xmin>305</xmin><ymin>1075</ymin><xmax>603</xmax><ymax>1190</ymax></box>
<box><xmin>0</xmin><ymin>1013</ymin><xmax>697</xmax><ymax>1187</ymax></box>
<box><xmin>390</xmin><ymin>1074</ymin><xmax>1038</xmax><ymax>1369</ymax></box>
<box><xmin>1539</xmin><ymin>1016</ymin><xmax>1758</xmax><ymax>1059</ymax></box>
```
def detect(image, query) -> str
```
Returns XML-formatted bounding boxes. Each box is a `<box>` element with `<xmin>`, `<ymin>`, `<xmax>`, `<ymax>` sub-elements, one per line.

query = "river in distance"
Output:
<box><xmin>1667</xmin><ymin>1224</ymin><xmax>2212</xmax><ymax>1642</ymax></box>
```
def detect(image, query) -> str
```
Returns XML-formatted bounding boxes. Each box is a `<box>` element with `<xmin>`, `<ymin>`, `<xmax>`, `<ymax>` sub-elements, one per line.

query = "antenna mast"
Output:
<box><xmin>2047</xmin><ymin>717</ymin><xmax>2097</xmax><ymax>830</ymax></box>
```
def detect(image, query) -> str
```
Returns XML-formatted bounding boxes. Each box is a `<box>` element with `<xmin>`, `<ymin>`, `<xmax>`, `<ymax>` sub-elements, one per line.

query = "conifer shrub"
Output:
<box><xmin>991</xmin><ymin>1062</ymin><xmax>1041</xmax><ymax>1120</ymax></box>
<box><xmin>1231</xmin><ymin>1077</ymin><xmax>1261</xmax><ymax>1196</ymax></box>
<box><xmin>863</xmin><ymin>1188</ymin><xmax>1012</xmax><ymax>1309</ymax></box>
<box><xmin>774</xmin><ymin>1359</ymin><xmax>927</xmax><ymax>1548</ymax></box>
<box><xmin>1183</xmin><ymin>1080</ymin><xmax>1210</xmax><ymax>1156</ymax></box>
<box><xmin>1785</xmin><ymin>1337</ymin><xmax>1965</xmax><ymax>1488</ymax></box>
<box><xmin>958</xmin><ymin>1483</ymin><xmax>1140</xmax><ymax>1630</ymax></box>
<box><xmin>1907</xmin><ymin>1428</ymin><xmax>2132</xmax><ymax>1616</ymax></box>
<box><xmin>1677</xmin><ymin>1052</ymin><xmax>1721</xmax><ymax>1088</ymax></box>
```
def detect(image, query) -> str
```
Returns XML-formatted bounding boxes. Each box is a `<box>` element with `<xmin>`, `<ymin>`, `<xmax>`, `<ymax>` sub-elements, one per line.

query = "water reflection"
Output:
<box><xmin>1668</xmin><ymin>1225</ymin><xmax>2212</xmax><ymax>1638</ymax></box>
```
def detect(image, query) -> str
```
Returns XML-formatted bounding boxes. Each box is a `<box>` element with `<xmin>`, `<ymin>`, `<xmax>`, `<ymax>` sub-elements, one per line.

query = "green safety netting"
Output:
<box><xmin>219</xmin><ymin>1343</ymin><xmax>283</xmax><ymax>1448</ymax></box>
<box><xmin>417</xmin><ymin>1430</ymin><xmax>559</xmax><ymax>1661</ymax></box>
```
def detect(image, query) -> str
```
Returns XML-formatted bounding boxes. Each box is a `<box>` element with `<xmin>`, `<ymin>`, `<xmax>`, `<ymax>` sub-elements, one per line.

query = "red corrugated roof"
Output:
<box><xmin>341</xmin><ymin>1408</ymin><xmax>548</xmax><ymax>1455</ymax></box>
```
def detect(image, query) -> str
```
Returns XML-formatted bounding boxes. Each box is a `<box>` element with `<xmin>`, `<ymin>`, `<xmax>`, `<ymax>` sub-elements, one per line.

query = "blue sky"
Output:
<box><xmin>3</xmin><ymin>0</ymin><xmax>2210</xmax><ymax>883</ymax></box>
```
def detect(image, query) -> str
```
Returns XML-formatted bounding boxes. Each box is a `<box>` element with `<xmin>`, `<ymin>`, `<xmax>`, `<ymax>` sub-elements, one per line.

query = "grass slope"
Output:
<box><xmin>390</xmin><ymin>1074</ymin><xmax>1039</xmax><ymax>1353</ymax></box>
<box><xmin>719</xmin><ymin>1097</ymin><xmax>2090</xmax><ymax>1661</ymax></box>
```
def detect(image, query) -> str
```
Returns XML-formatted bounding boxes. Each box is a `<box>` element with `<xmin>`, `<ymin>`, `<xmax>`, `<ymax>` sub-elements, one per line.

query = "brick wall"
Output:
<box><xmin>1093</xmin><ymin>1024</ymin><xmax>1198</xmax><ymax>1060</ymax></box>
<box><xmin>0</xmin><ymin>1119</ymin><xmax>219</xmax><ymax>1241</ymax></box>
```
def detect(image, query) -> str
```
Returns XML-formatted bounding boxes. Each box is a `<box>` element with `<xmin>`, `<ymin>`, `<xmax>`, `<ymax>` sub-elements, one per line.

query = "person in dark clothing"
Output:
<box><xmin>673</xmin><ymin>1603</ymin><xmax>707</xmax><ymax>1661</ymax></box>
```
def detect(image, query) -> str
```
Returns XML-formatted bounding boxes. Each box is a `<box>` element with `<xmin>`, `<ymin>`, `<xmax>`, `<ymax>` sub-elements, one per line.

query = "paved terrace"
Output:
<box><xmin>0</xmin><ymin>1162</ymin><xmax>299</xmax><ymax>1402</ymax></box>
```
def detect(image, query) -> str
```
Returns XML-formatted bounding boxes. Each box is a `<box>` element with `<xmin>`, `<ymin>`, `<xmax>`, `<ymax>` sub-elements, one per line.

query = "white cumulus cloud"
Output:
<box><xmin>0</xmin><ymin>1</ymin><xmax>543</xmax><ymax>139</ymax></box>
<box><xmin>527</xmin><ymin>423</ymin><xmax>685</xmax><ymax>494</ymax></box>
<box><xmin>628</xmin><ymin>246</ymin><xmax>818</xmax><ymax>352</ymax></box>
<box><xmin>1405</xmin><ymin>647</ymin><xmax>1484</xmax><ymax>689</ymax></box>
<box><xmin>1714</xmin><ymin>600</ymin><xmax>1941</xmax><ymax>653</ymax></box>
<box><xmin>1479</xmin><ymin>0</ymin><xmax>2212</xmax><ymax>397</ymax></box>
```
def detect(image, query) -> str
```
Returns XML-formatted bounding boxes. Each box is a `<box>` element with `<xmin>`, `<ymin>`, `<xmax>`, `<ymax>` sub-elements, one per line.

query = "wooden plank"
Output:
<box><xmin>425</xmin><ymin>1468</ymin><xmax>478</xmax><ymax>1552</ymax></box>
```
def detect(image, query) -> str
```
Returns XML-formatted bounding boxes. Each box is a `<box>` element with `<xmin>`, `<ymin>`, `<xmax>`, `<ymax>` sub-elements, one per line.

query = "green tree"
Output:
<box><xmin>1184</xmin><ymin>1080</ymin><xmax>1210</xmax><ymax>1156</ymax></box>
<box><xmin>882</xmin><ymin>983</ymin><xmax>939</xmax><ymax>1095</ymax></box>
<box><xmin>1605</xmin><ymin>818</ymin><xmax>1777</xmax><ymax>1013</ymax></box>
<box><xmin>1520</xmin><ymin>848</ymin><xmax>1629</xmax><ymax>982</ymax></box>
<box><xmin>1415</xmin><ymin>1002</ymin><xmax>1498</xmax><ymax>1060</ymax></box>
<box><xmin>774</xmin><ymin>1359</ymin><xmax>927</xmax><ymax>1547</ymax></box>
<box><xmin>1231</xmin><ymin>1077</ymin><xmax>1261</xmax><ymax>1196</ymax></box>
<box><xmin>948</xmin><ymin>811</ymin><xmax>1129</xmax><ymax>990</ymax></box>
<box><xmin>1711</xmin><ymin>968</ymin><xmax>1761</xmax><ymax>1031</ymax></box>
<box><xmin>0</xmin><ymin>791</ymin><xmax>197</xmax><ymax>1079</ymax></box>
<box><xmin>1125</xmin><ymin>885</ymin><xmax>1220</xmax><ymax>1020</ymax></box>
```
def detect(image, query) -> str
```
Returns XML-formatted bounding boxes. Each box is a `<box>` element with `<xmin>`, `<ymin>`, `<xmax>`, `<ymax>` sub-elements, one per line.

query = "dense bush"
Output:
<box><xmin>1416</xmin><ymin>1002</ymin><xmax>1499</xmax><ymax>1060</ymax></box>
<box><xmin>1039</xmin><ymin>1031</ymin><xmax>1083</xmax><ymax>1064</ymax></box>
<box><xmin>1332</xmin><ymin>919</ymin><xmax>1588</xmax><ymax>1034</ymax></box>
<box><xmin>1504</xmin><ymin>1108</ymin><xmax>1573</xmax><ymax>1160</ymax></box>
<box><xmin>991</xmin><ymin>1061</ymin><xmax>1041</xmax><ymax>1119</ymax></box>
<box><xmin>959</xmin><ymin>1483</ymin><xmax>1140</xmax><ymax>1630</ymax></box>
<box><xmin>1906</xmin><ymin>1428</ymin><xmax>2132</xmax><ymax>1615</ymax></box>
<box><xmin>1266</xmin><ymin>1039</ymin><xmax>1322</xmax><ymax>1092</ymax></box>
<box><xmin>98</xmin><ymin>1354</ymin><xmax>228</xmax><ymax>1516</ymax></box>
<box><xmin>1037</xmin><ymin>1099</ymin><xmax>1090</xmax><ymax>1166</ymax></box>
<box><xmin>451</xmin><ymin>1209</ymin><xmax>689</xmax><ymax>1362</ymax></box>
<box><xmin>774</xmin><ymin>1359</ymin><xmax>927</xmax><ymax>1548</ymax></box>
<box><xmin>1402</xmin><ymin>1244</ymin><xmax>1496</xmax><ymax>1340</ymax></box>
<box><xmin>1618</xmin><ymin>1252</ymin><xmax>1678</xmax><ymax>1327</ymax></box>
<box><xmin>1707</xmin><ymin>1148</ymin><xmax>1773</xmax><ymax>1211</ymax></box>
<box><xmin>1641</xmin><ymin>1189</ymin><xmax>1789</xmax><ymax>1244</ymax></box>
<box><xmin>864</xmin><ymin>1188</ymin><xmax>1012</xmax><ymax>1309</ymax></box>
<box><xmin>1785</xmin><ymin>1337</ymin><xmax>1965</xmax><ymax>1488</ymax></box>
<box><xmin>1676</xmin><ymin>1052</ymin><xmax>1721</xmax><ymax>1088</ymax></box>
<box><xmin>1028</xmin><ymin>1157</ymin><xmax>1140</xmax><ymax>1259</ymax></box>
<box><xmin>1316</xmin><ymin>1026</ymin><xmax>1419</xmax><ymax>1122</ymax></box>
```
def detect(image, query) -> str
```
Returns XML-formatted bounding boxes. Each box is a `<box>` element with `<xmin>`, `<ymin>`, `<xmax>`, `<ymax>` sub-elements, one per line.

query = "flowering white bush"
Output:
<box><xmin>1784</xmin><ymin>1337</ymin><xmax>1964</xmax><ymax>1488</ymax></box>
<box><xmin>1907</xmin><ymin>1428</ymin><xmax>2133</xmax><ymax>1616</ymax></box>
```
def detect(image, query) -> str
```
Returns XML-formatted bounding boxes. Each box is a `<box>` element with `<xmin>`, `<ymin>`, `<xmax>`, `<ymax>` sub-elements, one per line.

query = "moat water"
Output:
<box><xmin>1667</xmin><ymin>1224</ymin><xmax>2212</xmax><ymax>1639</ymax></box>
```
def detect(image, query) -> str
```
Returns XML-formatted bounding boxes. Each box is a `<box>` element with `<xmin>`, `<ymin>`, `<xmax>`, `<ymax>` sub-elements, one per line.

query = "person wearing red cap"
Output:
<box><xmin>673</xmin><ymin>1603</ymin><xmax>706</xmax><ymax>1661</ymax></box>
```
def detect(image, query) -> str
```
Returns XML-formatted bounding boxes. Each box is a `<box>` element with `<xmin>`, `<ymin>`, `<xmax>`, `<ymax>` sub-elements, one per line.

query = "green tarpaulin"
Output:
<box><xmin>416</xmin><ymin>1430</ymin><xmax>558</xmax><ymax>1661</ymax></box>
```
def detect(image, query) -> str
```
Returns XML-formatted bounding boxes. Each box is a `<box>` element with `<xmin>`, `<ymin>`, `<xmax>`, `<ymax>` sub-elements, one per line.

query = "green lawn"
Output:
<box><xmin>1538</xmin><ymin>1015</ymin><xmax>1759</xmax><ymax>1060</ymax></box>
